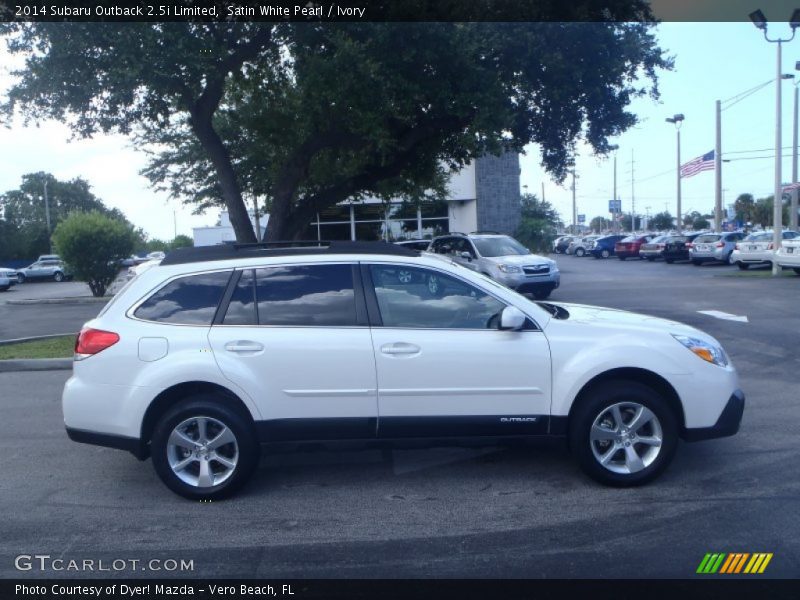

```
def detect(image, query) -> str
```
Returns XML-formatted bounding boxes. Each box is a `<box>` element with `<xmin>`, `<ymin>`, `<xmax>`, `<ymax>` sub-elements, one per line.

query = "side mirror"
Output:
<box><xmin>460</xmin><ymin>251</ymin><xmax>472</xmax><ymax>261</ymax></box>
<box><xmin>499</xmin><ymin>306</ymin><xmax>526</xmax><ymax>331</ymax></box>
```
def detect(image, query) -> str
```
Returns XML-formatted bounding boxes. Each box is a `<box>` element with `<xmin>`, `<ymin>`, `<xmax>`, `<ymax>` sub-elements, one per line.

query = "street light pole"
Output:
<box><xmin>608</xmin><ymin>144</ymin><xmax>619</xmax><ymax>232</ymax></box>
<box><xmin>793</xmin><ymin>64</ymin><xmax>800</xmax><ymax>230</ymax></box>
<box><xmin>665</xmin><ymin>114</ymin><xmax>685</xmax><ymax>234</ymax></box>
<box><xmin>749</xmin><ymin>8</ymin><xmax>800</xmax><ymax>275</ymax></box>
<box><xmin>571</xmin><ymin>169</ymin><xmax>577</xmax><ymax>234</ymax></box>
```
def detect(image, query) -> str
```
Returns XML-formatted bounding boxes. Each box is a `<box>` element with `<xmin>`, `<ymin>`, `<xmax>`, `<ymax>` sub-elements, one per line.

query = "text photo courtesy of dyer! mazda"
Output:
<box><xmin>62</xmin><ymin>242</ymin><xmax>743</xmax><ymax>500</ymax></box>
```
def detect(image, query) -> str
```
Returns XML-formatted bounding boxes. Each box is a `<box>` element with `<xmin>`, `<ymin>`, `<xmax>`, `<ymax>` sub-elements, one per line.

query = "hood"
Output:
<box><xmin>484</xmin><ymin>254</ymin><xmax>554</xmax><ymax>267</ymax></box>
<box><xmin>546</xmin><ymin>302</ymin><xmax>703</xmax><ymax>337</ymax></box>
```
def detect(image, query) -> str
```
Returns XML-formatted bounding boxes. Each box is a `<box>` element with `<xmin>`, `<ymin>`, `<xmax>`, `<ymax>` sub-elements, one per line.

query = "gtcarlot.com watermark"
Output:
<box><xmin>14</xmin><ymin>554</ymin><xmax>194</xmax><ymax>573</ymax></box>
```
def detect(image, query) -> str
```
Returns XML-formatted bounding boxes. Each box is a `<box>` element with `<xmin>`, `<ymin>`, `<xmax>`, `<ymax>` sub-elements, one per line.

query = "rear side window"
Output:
<box><xmin>223</xmin><ymin>270</ymin><xmax>257</xmax><ymax>325</ymax></box>
<box><xmin>134</xmin><ymin>271</ymin><xmax>231</xmax><ymax>325</ymax></box>
<box><xmin>255</xmin><ymin>264</ymin><xmax>357</xmax><ymax>326</ymax></box>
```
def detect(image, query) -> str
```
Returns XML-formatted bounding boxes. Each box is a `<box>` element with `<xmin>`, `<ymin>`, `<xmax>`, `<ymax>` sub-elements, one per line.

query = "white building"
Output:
<box><xmin>193</xmin><ymin>211</ymin><xmax>267</xmax><ymax>247</ymax></box>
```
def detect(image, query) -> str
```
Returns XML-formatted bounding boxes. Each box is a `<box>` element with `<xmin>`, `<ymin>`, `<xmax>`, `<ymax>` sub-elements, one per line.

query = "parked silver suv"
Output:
<box><xmin>17</xmin><ymin>259</ymin><xmax>72</xmax><ymax>283</ymax></box>
<box><xmin>429</xmin><ymin>233</ymin><xmax>560</xmax><ymax>299</ymax></box>
<box><xmin>689</xmin><ymin>232</ymin><xmax>746</xmax><ymax>266</ymax></box>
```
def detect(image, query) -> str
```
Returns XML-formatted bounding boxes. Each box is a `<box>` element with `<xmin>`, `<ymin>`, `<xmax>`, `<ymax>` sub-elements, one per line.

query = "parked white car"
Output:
<box><xmin>731</xmin><ymin>231</ymin><xmax>799</xmax><ymax>270</ymax></box>
<box><xmin>774</xmin><ymin>237</ymin><xmax>800</xmax><ymax>274</ymax></box>
<box><xmin>63</xmin><ymin>241</ymin><xmax>744</xmax><ymax>499</ymax></box>
<box><xmin>566</xmin><ymin>235</ymin><xmax>601</xmax><ymax>257</ymax></box>
<box><xmin>0</xmin><ymin>271</ymin><xmax>10</xmax><ymax>292</ymax></box>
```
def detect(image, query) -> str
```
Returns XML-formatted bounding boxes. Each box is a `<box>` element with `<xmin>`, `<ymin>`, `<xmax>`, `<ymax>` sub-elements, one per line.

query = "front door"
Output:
<box><xmin>364</xmin><ymin>263</ymin><xmax>552</xmax><ymax>438</ymax></box>
<box><xmin>208</xmin><ymin>263</ymin><xmax>378</xmax><ymax>441</ymax></box>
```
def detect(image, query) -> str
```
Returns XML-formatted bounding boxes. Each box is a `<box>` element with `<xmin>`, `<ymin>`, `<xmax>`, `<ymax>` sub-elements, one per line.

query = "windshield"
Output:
<box><xmin>472</xmin><ymin>236</ymin><xmax>531</xmax><ymax>257</ymax></box>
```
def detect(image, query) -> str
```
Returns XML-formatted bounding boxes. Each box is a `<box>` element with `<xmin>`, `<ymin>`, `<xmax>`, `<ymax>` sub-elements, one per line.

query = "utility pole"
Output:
<box><xmin>571</xmin><ymin>170</ymin><xmax>577</xmax><ymax>234</ymax></box>
<box><xmin>793</xmin><ymin>71</ymin><xmax>799</xmax><ymax>230</ymax></box>
<box><xmin>630</xmin><ymin>150</ymin><xmax>635</xmax><ymax>232</ymax></box>
<box><xmin>43</xmin><ymin>179</ymin><xmax>52</xmax><ymax>253</ymax></box>
<box><xmin>715</xmin><ymin>100</ymin><xmax>722</xmax><ymax>232</ymax></box>
<box><xmin>541</xmin><ymin>181</ymin><xmax>545</xmax><ymax>204</ymax></box>
<box><xmin>173</xmin><ymin>210</ymin><xmax>177</xmax><ymax>239</ymax></box>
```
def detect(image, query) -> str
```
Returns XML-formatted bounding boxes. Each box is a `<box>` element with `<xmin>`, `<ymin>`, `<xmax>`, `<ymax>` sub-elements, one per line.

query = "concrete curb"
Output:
<box><xmin>0</xmin><ymin>358</ymin><xmax>72</xmax><ymax>372</ymax></box>
<box><xmin>6</xmin><ymin>297</ymin><xmax>110</xmax><ymax>305</ymax></box>
<box><xmin>0</xmin><ymin>333</ymin><xmax>76</xmax><ymax>346</ymax></box>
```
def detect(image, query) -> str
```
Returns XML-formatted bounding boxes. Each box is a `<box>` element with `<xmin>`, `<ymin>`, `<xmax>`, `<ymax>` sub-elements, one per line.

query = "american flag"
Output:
<box><xmin>782</xmin><ymin>182</ymin><xmax>800</xmax><ymax>192</ymax></box>
<box><xmin>680</xmin><ymin>150</ymin><xmax>715</xmax><ymax>178</ymax></box>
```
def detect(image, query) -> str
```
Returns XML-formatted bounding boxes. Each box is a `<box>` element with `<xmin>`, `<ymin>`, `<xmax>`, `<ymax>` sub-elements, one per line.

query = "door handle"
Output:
<box><xmin>380</xmin><ymin>342</ymin><xmax>421</xmax><ymax>355</ymax></box>
<box><xmin>224</xmin><ymin>341</ymin><xmax>264</xmax><ymax>353</ymax></box>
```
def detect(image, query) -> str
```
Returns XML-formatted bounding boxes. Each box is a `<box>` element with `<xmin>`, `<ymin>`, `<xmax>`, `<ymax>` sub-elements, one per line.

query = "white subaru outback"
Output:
<box><xmin>62</xmin><ymin>241</ymin><xmax>744</xmax><ymax>500</ymax></box>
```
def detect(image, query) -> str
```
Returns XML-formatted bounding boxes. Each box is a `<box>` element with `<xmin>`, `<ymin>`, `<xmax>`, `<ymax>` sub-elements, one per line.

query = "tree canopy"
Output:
<box><xmin>2</xmin><ymin>14</ymin><xmax>670</xmax><ymax>241</ymax></box>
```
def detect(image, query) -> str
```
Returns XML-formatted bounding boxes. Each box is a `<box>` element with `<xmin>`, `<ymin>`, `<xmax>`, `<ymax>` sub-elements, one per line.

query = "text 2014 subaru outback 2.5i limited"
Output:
<box><xmin>63</xmin><ymin>242</ymin><xmax>744</xmax><ymax>500</ymax></box>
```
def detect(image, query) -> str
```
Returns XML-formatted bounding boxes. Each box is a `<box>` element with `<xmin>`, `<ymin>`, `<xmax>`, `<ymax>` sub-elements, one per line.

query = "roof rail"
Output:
<box><xmin>469</xmin><ymin>230</ymin><xmax>501</xmax><ymax>235</ymax></box>
<box><xmin>161</xmin><ymin>240</ymin><xmax>420</xmax><ymax>266</ymax></box>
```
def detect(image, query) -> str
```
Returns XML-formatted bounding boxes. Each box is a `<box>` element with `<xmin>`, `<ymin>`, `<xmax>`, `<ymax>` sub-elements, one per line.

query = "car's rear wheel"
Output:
<box><xmin>618</xmin><ymin>256</ymin><xmax>626</xmax><ymax>261</ymax></box>
<box><xmin>601</xmin><ymin>249</ymin><xmax>610</xmax><ymax>259</ymax></box>
<box><xmin>737</xmin><ymin>263</ymin><xmax>749</xmax><ymax>270</ymax></box>
<box><xmin>569</xmin><ymin>381</ymin><xmax>678</xmax><ymax>486</ymax></box>
<box><xmin>646</xmin><ymin>257</ymin><xmax>655</xmax><ymax>262</ymax></box>
<box><xmin>53</xmin><ymin>271</ymin><xmax>64</xmax><ymax>282</ymax></box>
<box><xmin>575</xmin><ymin>248</ymin><xmax>585</xmax><ymax>257</ymax></box>
<box><xmin>151</xmin><ymin>396</ymin><xmax>258</xmax><ymax>500</ymax></box>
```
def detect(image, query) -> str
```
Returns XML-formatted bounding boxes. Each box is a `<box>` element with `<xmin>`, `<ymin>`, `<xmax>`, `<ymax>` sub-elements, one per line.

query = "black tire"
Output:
<box><xmin>53</xmin><ymin>271</ymin><xmax>64</xmax><ymax>282</ymax></box>
<box><xmin>601</xmin><ymin>249</ymin><xmax>610</xmax><ymax>259</ymax></box>
<box><xmin>575</xmin><ymin>248</ymin><xmax>585</xmax><ymax>257</ymax></box>
<box><xmin>737</xmin><ymin>263</ymin><xmax>749</xmax><ymax>270</ymax></box>
<box><xmin>151</xmin><ymin>395</ymin><xmax>259</xmax><ymax>500</ymax></box>
<box><xmin>692</xmin><ymin>259</ymin><xmax>702</xmax><ymax>266</ymax></box>
<box><xmin>665</xmin><ymin>259</ymin><xmax>674</xmax><ymax>264</ymax></box>
<box><xmin>16</xmin><ymin>273</ymin><xmax>25</xmax><ymax>284</ymax></box>
<box><xmin>569</xmin><ymin>381</ymin><xmax>679</xmax><ymax>487</ymax></box>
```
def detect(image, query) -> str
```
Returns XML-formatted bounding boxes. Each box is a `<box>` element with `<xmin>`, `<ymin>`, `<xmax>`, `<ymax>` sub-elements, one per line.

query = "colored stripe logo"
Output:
<box><xmin>697</xmin><ymin>553</ymin><xmax>773</xmax><ymax>574</ymax></box>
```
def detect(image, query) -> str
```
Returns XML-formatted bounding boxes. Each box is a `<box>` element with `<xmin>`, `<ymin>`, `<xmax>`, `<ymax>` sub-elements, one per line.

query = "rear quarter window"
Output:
<box><xmin>133</xmin><ymin>271</ymin><xmax>231</xmax><ymax>325</ymax></box>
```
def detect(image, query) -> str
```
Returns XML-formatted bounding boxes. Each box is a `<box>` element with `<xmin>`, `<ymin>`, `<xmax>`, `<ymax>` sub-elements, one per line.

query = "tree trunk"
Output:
<box><xmin>190</xmin><ymin>115</ymin><xmax>256</xmax><ymax>244</ymax></box>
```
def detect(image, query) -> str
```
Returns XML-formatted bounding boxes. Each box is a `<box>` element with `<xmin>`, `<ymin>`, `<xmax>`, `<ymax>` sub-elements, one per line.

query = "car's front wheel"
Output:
<box><xmin>575</xmin><ymin>248</ymin><xmax>585</xmax><ymax>257</ymax></box>
<box><xmin>738</xmin><ymin>263</ymin><xmax>749</xmax><ymax>270</ymax></box>
<box><xmin>600</xmin><ymin>249</ymin><xmax>610</xmax><ymax>259</ymax></box>
<box><xmin>16</xmin><ymin>273</ymin><xmax>25</xmax><ymax>284</ymax></box>
<box><xmin>151</xmin><ymin>396</ymin><xmax>259</xmax><ymax>500</ymax></box>
<box><xmin>53</xmin><ymin>271</ymin><xmax>64</xmax><ymax>282</ymax></box>
<box><xmin>794</xmin><ymin>267</ymin><xmax>800</xmax><ymax>276</ymax></box>
<box><xmin>569</xmin><ymin>381</ymin><xmax>678</xmax><ymax>486</ymax></box>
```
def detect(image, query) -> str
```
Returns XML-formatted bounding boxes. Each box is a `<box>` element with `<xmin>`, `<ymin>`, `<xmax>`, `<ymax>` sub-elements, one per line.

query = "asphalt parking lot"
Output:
<box><xmin>1</xmin><ymin>255</ymin><xmax>798</xmax><ymax>578</ymax></box>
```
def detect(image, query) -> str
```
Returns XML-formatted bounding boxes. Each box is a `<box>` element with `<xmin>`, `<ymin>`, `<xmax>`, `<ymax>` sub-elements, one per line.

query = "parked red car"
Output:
<box><xmin>615</xmin><ymin>234</ymin><xmax>655</xmax><ymax>260</ymax></box>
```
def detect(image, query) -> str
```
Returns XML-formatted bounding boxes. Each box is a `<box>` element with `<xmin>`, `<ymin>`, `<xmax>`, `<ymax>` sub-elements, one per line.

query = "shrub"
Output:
<box><xmin>52</xmin><ymin>211</ymin><xmax>136</xmax><ymax>297</ymax></box>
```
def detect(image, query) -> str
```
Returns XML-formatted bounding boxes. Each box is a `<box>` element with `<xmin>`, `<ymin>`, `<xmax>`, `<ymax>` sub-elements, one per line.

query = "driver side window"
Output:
<box><xmin>369</xmin><ymin>265</ymin><xmax>506</xmax><ymax>329</ymax></box>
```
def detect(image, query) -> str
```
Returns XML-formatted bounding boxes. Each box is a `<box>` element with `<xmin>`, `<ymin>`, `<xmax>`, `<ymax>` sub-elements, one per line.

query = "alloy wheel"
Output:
<box><xmin>589</xmin><ymin>402</ymin><xmax>663</xmax><ymax>475</ymax></box>
<box><xmin>166</xmin><ymin>416</ymin><xmax>239</xmax><ymax>488</ymax></box>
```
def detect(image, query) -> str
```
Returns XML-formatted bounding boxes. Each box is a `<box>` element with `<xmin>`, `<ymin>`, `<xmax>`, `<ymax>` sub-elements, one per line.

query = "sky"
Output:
<box><xmin>2</xmin><ymin>19</ymin><xmax>800</xmax><ymax>238</ymax></box>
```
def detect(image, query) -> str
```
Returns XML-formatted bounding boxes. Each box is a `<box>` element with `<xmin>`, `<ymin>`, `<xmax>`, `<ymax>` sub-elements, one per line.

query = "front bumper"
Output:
<box><xmin>495</xmin><ymin>270</ymin><xmax>560</xmax><ymax>294</ymax></box>
<box><xmin>682</xmin><ymin>390</ymin><xmax>745</xmax><ymax>442</ymax></box>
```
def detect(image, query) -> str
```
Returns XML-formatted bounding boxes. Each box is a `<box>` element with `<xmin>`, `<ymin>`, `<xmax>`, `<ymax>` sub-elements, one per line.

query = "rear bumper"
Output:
<box><xmin>66</xmin><ymin>426</ymin><xmax>148</xmax><ymax>460</ymax></box>
<box><xmin>682</xmin><ymin>389</ymin><xmax>745</xmax><ymax>442</ymax></box>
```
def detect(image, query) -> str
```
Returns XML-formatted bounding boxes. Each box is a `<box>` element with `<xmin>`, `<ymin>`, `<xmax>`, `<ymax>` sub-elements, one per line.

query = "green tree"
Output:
<box><xmin>734</xmin><ymin>193</ymin><xmax>755</xmax><ymax>223</ymax></box>
<box><xmin>0</xmin><ymin>172</ymin><xmax>135</xmax><ymax>259</ymax></box>
<box><xmin>515</xmin><ymin>193</ymin><xmax>563</xmax><ymax>253</ymax></box>
<box><xmin>52</xmin><ymin>211</ymin><xmax>136</xmax><ymax>297</ymax></box>
<box><xmin>589</xmin><ymin>216</ymin><xmax>610</xmax><ymax>232</ymax></box>
<box><xmin>693</xmin><ymin>215</ymin><xmax>711</xmax><ymax>230</ymax></box>
<box><xmin>169</xmin><ymin>234</ymin><xmax>194</xmax><ymax>250</ymax></box>
<box><xmin>620</xmin><ymin>213</ymin><xmax>641</xmax><ymax>231</ymax></box>
<box><xmin>2</xmin><ymin>16</ymin><xmax>670</xmax><ymax>241</ymax></box>
<box><xmin>649</xmin><ymin>211</ymin><xmax>673</xmax><ymax>231</ymax></box>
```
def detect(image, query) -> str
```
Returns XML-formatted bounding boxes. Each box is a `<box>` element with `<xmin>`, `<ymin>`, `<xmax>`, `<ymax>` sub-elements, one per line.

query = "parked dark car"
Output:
<box><xmin>615</xmin><ymin>234</ymin><xmax>655</xmax><ymax>260</ymax></box>
<box><xmin>589</xmin><ymin>235</ymin><xmax>626</xmax><ymax>259</ymax></box>
<box><xmin>554</xmin><ymin>236</ymin><xmax>575</xmax><ymax>254</ymax></box>
<box><xmin>662</xmin><ymin>232</ymin><xmax>705</xmax><ymax>263</ymax></box>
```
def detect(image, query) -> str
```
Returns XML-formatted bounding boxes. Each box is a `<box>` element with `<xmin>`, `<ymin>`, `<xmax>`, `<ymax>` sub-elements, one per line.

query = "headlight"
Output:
<box><xmin>497</xmin><ymin>264</ymin><xmax>521</xmax><ymax>273</ymax></box>
<box><xmin>672</xmin><ymin>334</ymin><xmax>728</xmax><ymax>367</ymax></box>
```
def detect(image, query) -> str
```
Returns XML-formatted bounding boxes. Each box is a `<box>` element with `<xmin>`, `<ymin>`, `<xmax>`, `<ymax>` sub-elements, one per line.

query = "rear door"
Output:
<box><xmin>208</xmin><ymin>263</ymin><xmax>378</xmax><ymax>441</ymax></box>
<box><xmin>364</xmin><ymin>262</ymin><xmax>552</xmax><ymax>438</ymax></box>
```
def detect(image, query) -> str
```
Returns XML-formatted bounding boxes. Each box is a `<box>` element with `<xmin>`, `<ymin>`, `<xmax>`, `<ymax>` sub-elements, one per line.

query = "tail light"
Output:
<box><xmin>75</xmin><ymin>328</ymin><xmax>119</xmax><ymax>359</ymax></box>
<box><xmin>715</xmin><ymin>242</ymin><xmax>725</xmax><ymax>248</ymax></box>
<box><xmin>686</xmin><ymin>243</ymin><xmax>694</xmax><ymax>248</ymax></box>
